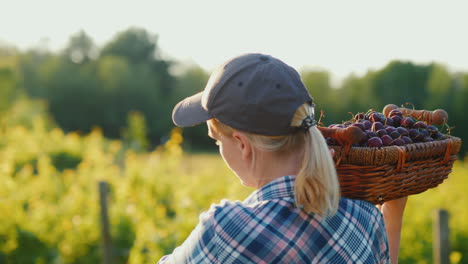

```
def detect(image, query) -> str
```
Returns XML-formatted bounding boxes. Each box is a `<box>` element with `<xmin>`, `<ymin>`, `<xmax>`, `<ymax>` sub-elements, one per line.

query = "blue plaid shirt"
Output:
<box><xmin>158</xmin><ymin>175</ymin><xmax>389</xmax><ymax>263</ymax></box>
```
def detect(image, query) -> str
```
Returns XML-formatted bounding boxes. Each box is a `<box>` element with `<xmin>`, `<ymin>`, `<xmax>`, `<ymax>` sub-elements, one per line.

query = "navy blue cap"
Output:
<box><xmin>172</xmin><ymin>53</ymin><xmax>313</xmax><ymax>136</ymax></box>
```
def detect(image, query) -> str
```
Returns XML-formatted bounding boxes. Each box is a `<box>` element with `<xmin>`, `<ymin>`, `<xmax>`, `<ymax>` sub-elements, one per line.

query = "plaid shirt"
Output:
<box><xmin>158</xmin><ymin>175</ymin><xmax>389</xmax><ymax>264</ymax></box>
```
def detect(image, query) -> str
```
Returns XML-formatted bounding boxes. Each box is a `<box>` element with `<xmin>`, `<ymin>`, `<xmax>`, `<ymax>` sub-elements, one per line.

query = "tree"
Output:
<box><xmin>101</xmin><ymin>28</ymin><xmax>157</xmax><ymax>63</ymax></box>
<box><xmin>452</xmin><ymin>73</ymin><xmax>468</xmax><ymax>156</ymax></box>
<box><xmin>372</xmin><ymin>61</ymin><xmax>432</xmax><ymax>109</ymax></box>
<box><xmin>18</xmin><ymin>50</ymin><xmax>53</xmax><ymax>98</ymax></box>
<box><xmin>171</xmin><ymin>65</ymin><xmax>212</xmax><ymax>150</ymax></box>
<box><xmin>0</xmin><ymin>47</ymin><xmax>19</xmax><ymax>111</ymax></box>
<box><xmin>0</xmin><ymin>68</ymin><xmax>16</xmax><ymax>112</ymax></box>
<box><xmin>45</xmin><ymin>57</ymin><xmax>101</xmax><ymax>133</ymax></box>
<box><xmin>425</xmin><ymin>63</ymin><xmax>453</xmax><ymax>109</ymax></box>
<box><xmin>31</xmin><ymin>28</ymin><xmax>176</xmax><ymax>145</ymax></box>
<box><xmin>64</xmin><ymin>30</ymin><xmax>98</xmax><ymax>64</ymax></box>
<box><xmin>300</xmin><ymin>70</ymin><xmax>342</xmax><ymax>124</ymax></box>
<box><xmin>338</xmin><ymin>71</ymin><xmax>379</xmax><ymax>121</ymax></box>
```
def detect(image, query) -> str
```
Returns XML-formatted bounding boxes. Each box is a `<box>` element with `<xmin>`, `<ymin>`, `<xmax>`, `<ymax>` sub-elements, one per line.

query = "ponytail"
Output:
<box><xmin>291</xmin><ymin>104</ymin><xmax>340</xmax><ymax>216</ymax></box>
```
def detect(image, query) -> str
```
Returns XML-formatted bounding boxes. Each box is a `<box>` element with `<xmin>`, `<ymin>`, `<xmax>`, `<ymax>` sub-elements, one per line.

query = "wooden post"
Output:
<box><xmin>433</xmin><ymin>209</ymin><xmax>450</xmax><ymax>264</ymax></box>
<box><xmin>99</xmin><ymin>181</ymin><xmax>113</xmax><ymax>264</ymax></box>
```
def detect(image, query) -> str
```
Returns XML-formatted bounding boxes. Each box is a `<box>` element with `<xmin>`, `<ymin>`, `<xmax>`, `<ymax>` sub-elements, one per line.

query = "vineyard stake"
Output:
<box><xmin>433</xmin><ymin>209</ymin><xmax>450</xmax><ymax>264</ymax></box>
<box><xmin>99</xmin><ymin>181</ymin><xmax>113</xmax><ymax>264</ymax></box>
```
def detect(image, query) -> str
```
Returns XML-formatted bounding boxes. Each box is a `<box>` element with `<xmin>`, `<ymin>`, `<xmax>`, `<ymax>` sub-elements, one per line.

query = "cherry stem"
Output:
<box><xmin>318</xmin><ymin>110</ymin><xmax>325</xmax><ymax>126</ymax></box>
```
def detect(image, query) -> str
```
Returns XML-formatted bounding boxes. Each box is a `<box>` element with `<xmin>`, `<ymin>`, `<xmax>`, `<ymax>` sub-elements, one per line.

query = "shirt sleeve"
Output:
<box><xmin>157</xmin><ymin>207</ymin><xmax>219</xmax><ymax>264</ymax></box>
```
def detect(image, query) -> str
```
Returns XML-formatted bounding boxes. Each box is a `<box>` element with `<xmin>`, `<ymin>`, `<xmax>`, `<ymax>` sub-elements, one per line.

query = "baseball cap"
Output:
<box><xmin>172</xmin><ymin>53</ymin><xmax>313</xmax><ymax>136</ymax></box>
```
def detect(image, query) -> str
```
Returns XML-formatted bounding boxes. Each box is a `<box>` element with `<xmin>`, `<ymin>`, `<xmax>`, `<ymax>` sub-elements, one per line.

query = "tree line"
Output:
<box><xmin>0</xmin><ymin>27</ymin><xmax>466</xmax><ymax>156</ymax></box>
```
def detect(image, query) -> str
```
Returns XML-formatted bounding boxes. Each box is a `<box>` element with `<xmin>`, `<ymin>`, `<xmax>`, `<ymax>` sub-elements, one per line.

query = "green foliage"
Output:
<box><xmin>400</xmin><ymin>160</ymin><xmax>468</xmax><ymax>264</ymax></box>
<box><xmin>0</xmin><ymin>120</ymin><xmax>252</xmax><ymax>263</ymax></box>
<box><xmin>427</xmin><ymin>64</ymin><xmax>453</xmax><ymax>106</ymax></box>
<box><xmin>18</xmin><ymin>50</ymin><xmax>52</xmax><ymax>98</ymax></box>
<box><xmin>112</xmin><ymin>215</ymin><xmax>136</xmax><ymax>264</ymax></box>
<box><xmin>0</xmin><ymin>97</ymin><xmax>54</xmax><ymax>131</ymax></box>
<box><xmin>0</xmin><ymin>47</ymin><xmax>21</xmax><ymax>112</ymax></box>
<box><xmin>122</xmin><ymin>111</ymin><xmax>149</xmax><ymax>152</ymax></box>
<box><xmin>64</xmin><ymin>30</ymin><xmax>97</xmax><ymax>64</ymax></box>
<box><xmin>4</xmin><ymin>30</ymin><xmax>468</xmax><ymax>156</ymax></box>
<box><xmin>101</xmin><ymin>28</ymin><xmax>158</xmax><ymax>63</ymax></box>
<box><xmin>50</xmin><ymin>151</ymin><xmax>83</xmax><ymax>172</ymax></box>
<box><xmin>14</xmin><ymin>28</ymin><xmax>175</xmax><ymax>145</ymax></box>
<box><xmin>1</xmin><ymin>107</ymin><xmax>467</xmax><ymax>263</ymax></box>
<box><xmin>5</xmin><ymin>227</ymin><xmax>57</xmax><ymax>264</ymax></box>
<box><xmin>301</xmin><ymin>70</ymin><xmax>337</xmax><ymax>120</ymax></box>
<box><xmin>97</xmin><ymin>55</ymin><xmax>130</xmax><ymax>91</ymax></box>
<box><xmin>2</xmin><ymin>28</ymin><xmax>468</xmax><ymax>263</ymax></box>
<box><xmin>371</xmin><ymin>61</ymin><xmax>433</xmax><ymax>109</ymax></box>
<box><xmin>0</xmin><ymin>68</ymin><xmax>17</xmax><ymax>111</ymax></box>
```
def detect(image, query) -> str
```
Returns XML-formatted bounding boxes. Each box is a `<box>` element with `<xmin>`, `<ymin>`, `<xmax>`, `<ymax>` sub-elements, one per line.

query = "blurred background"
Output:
<box><xmin>1</xmin><ymin>1</ymin><xmax>467</xmax><ymax>263</ymax></box>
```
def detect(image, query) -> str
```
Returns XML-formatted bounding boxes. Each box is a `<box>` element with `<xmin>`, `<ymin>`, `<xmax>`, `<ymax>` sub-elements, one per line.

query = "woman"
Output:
<box><xmin>159</xmin><ymin>53</ymin><xmax>406</xmax><ymax>263</ymax></box>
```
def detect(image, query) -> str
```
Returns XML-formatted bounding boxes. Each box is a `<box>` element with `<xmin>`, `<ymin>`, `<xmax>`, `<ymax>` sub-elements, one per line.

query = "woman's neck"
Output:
<box><xmin>251</xmin><ymin>150</ymin><xmax>303</xmax><ymax>189</ymax></box>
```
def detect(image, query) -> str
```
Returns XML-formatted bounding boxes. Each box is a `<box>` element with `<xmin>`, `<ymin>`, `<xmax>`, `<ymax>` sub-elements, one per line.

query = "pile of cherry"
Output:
<box><xmin>323</xmin><ymin>104</ymin><xmax>448</xmax><ymax>148</ymax></box>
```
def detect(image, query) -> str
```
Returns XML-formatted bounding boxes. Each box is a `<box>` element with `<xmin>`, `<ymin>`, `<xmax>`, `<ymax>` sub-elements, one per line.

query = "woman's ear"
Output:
<box><xmin>232</xmin><ymin>131</ymin><xmax>252</xmax><ymax>161</ymax></box>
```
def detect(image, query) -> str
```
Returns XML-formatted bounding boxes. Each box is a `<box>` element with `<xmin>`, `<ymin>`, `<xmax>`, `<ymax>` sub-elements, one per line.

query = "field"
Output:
<box><xmin>0</xmin><ymin>119</ymin><xmax>467</xmax><ymax>264</ymax></box>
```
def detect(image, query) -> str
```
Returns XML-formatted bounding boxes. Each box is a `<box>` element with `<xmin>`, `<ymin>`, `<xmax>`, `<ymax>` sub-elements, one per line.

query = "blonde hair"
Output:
<box><xmin>208</xmin><ymin>104</ymin><xmax>340</xmax><ymax>216</ymax></box>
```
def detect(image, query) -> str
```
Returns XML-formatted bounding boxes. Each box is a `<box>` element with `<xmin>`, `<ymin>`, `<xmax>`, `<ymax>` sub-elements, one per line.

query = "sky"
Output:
<box><xmin>1</xmin><ymin>0</ymin><xmax>468</xmax><ymax>83</ymax></box>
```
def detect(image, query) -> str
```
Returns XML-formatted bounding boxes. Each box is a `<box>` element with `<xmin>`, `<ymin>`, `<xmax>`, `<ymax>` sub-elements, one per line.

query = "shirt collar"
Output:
<box><xmin>244</xmin><ymin>175</ymin><xmax>296</xmax><ymax>205</ymax></box>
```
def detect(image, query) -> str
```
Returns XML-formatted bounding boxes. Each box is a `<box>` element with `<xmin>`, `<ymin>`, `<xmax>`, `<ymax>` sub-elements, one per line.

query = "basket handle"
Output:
<box><xmin>318</xmin><ymin>126</ymin><xmax>367</xmax><ymax>147</ymax></box>
<box><xmin>382</xmin><ymin>104</ymin><xmax>448</xmax><ymax>126</ymax></box>
<box><xmin>443</xmin><ymin>139</ymin><xmax>454</xmax><ymax>163</ymax></box>
<box><xmin>396</xmin><ymin>147</ymin><xmax>407</xmax><ymax>171</ymax></box>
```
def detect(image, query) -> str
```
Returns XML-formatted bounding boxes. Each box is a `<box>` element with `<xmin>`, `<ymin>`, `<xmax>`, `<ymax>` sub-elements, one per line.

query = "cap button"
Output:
<box><xmin>259</xmin><ymin>55</ymin><xmax>269</xmax><ymax>61</ymax></box>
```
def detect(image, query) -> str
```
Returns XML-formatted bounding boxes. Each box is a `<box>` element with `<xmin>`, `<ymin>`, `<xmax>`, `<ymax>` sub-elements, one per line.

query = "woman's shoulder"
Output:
<box><xmin>202</xmin><ymin>199</ymin><xmax>261</xmax><ymax>221</ymax></box>
<box><xmin>204</xmin><ymin>197</ymin><xmax>382</xmax><ymax>219</ymax></box>
<box><xmin>335</xmin><ymin>197</ymin><xmax>384</xmax><ymax>224</ymax></box>
<box><xmin>199</xmin><ymin>197</ymin><xmax>293</xmax><ymax>231</ymax></box>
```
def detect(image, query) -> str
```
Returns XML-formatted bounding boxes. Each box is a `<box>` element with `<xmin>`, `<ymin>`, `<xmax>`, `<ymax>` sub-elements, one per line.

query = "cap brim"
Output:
<box><xmin>172</xmin><ymin>92</ymin><xmax>212</xmax><ymax>127</ymax></box>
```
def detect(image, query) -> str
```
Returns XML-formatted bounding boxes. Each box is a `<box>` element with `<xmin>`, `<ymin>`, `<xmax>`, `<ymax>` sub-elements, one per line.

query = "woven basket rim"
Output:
<box><xmin>330</xmin><ymin>135</ymin><xmax>462</xmax><ymax>166</ymax></box>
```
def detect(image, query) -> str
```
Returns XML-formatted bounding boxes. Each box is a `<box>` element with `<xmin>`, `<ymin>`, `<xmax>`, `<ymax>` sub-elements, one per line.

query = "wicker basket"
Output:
<box><xmin>331</xmin><ymin>135</ymin><xmax>462</xmax><ymax>204</ymax></box>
